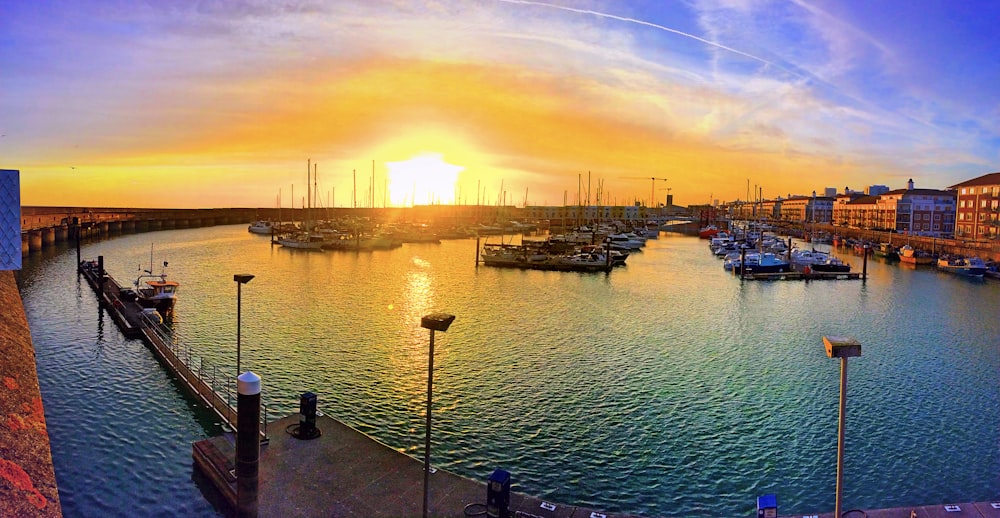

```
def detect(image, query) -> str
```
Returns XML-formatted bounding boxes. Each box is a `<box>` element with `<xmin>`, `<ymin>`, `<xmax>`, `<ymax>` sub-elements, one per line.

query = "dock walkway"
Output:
<box><xmin>77</xmin><ymin>258</ymin><xmax>267</xmax><ymax>435</ymax></box>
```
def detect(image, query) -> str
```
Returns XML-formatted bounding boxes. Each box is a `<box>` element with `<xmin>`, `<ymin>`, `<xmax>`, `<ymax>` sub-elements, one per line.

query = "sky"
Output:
<box><xmin>2</xmin><ymin>0</ymin><xmax>1000</xmax><ymax>209</ymax></box>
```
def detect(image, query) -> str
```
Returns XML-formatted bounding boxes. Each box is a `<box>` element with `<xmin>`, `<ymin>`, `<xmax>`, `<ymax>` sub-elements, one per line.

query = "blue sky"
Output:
<box><xmin>1</xmin><ymin>0</ymin><xmax>998</xmax><ymax>208</ymax></box>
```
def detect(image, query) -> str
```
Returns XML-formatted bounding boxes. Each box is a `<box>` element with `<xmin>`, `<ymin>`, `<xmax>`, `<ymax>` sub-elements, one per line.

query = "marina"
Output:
<box><xmin>16</xmin><ymin>223</ymin><xmax>1000</xmax><ymax>517</ymax></box>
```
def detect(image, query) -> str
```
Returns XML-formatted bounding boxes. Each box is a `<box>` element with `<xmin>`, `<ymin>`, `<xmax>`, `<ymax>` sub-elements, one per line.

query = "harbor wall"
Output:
<box><xmin>0</xmin><ymin>271</ymin><xmax>62</xmax><ymax>517</ymax></box>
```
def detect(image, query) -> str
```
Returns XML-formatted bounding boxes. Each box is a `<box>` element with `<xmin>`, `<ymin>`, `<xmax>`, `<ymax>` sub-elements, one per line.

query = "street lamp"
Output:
<box><xmin>823</xmin><ymin>335</ymin><xmax>862</xmax><ymax>518</ymax></box>
<box><xmin>420</xmin><ymin>312</ymin><xmax>456</xmax><ymax>518</ymax></box>
<box><xmin>234</xmin><ymin>274</ymin><xmax>254</xmax><ymax>378</ymax></box>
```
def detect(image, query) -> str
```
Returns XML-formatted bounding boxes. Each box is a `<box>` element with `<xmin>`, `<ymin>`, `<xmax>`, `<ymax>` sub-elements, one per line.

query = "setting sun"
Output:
<box><xmin>385</xmin><ymin>153</ymin><xmax>464</xmax><ymax>206</ymax></box>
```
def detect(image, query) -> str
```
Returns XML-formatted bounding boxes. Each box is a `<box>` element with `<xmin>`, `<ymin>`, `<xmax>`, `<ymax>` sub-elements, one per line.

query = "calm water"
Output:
<box><xmin>17</xmin><ymin>224</ymin><xmax>1000</xmax><ymax>517</ymax></box>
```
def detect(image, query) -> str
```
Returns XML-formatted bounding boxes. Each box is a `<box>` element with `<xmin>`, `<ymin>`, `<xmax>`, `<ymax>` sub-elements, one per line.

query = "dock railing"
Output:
<box><xmin>138</xmin><ymin>312</ymin><xmax>269</xmax><ymax>441</ymax></box>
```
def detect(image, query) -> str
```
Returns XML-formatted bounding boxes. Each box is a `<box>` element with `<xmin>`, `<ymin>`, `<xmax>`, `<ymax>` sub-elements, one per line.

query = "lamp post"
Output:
<box><xmin>823</xmin><ymin>335</ymin><xmax>862</xmax><ymax>518</ymax></box>
<box><xmin>420</xmin><ymin>313</ymin><xmax>456</xmax><ymax>518</ymax></box>
<box><xmin>234</xmin><ymin>274</ymin><xmax>254</xmax><ymax>378</ymax></box>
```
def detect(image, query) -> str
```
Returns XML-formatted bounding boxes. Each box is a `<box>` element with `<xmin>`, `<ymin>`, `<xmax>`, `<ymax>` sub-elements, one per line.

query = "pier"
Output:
<box><xmin>77</xmin><ymin>257</ymin><xmax>268</xmax><ymax>436</ymax></box>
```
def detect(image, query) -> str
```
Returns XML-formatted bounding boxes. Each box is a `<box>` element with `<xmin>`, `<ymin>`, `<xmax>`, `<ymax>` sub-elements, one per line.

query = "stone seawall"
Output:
<box><xmin>0</xmin><ymin>271</ymin><xmax>62</xmax><ymax>516</ymax></box>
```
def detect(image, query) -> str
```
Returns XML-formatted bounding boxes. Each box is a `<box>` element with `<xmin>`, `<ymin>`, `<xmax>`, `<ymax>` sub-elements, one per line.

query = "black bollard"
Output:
<box><xmin>97</xmin><ymin>256</ymin><xmax>105</xmax><ymax>287</ymax></box>
<box><xmin>236</xmin><ymin>371</ymin><xmax>261</xmax><ymax>518</ymax></box>
<box><xmin>73</xmin><ymin>217</ymin><xmax>81</xmax><ymax>267</ymax></box>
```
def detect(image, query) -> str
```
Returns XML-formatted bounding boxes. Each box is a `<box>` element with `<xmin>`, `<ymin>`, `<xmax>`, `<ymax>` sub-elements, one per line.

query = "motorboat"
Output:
<box><xmin>247</xmin><ymin>220</ymin><xmax>274</xmax><ymax>234</ymax></box>
<box><xmin>937</xmin><ymin>256</ymin><xmax>987</xmax><ymax>277</ymax></box>
<box><xmin>733</xmin><ymin>252</ymin><xmax>791</xmax><ymax>276</ymax></box>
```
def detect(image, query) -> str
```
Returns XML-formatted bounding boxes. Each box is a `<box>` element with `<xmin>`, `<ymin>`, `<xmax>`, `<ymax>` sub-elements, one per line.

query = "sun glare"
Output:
<box><xmin>386</xmin><ymin>153</ymin><xmax>464</xmax><ymax>206</ymax></box>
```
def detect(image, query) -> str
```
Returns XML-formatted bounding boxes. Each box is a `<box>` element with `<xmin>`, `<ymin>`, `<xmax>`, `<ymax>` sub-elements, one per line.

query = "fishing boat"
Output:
<box><xmin>873</xmin><ymin>242</ymin><xmax>900</xmax><ymax>261</ymax></box>
<box><xmin>936</xmin><ymin>256</ymin><xmax>987</xmax><ymax>277</ymax></box>
<box><xmin>898</xmin><ymin>244</ymin><xmax>934</xmax><ymax>265</ymax></box>
<box><xmin>131</xmin><ymin>257</ymin><xmax>179</xmax><ymax>317</ymax></box>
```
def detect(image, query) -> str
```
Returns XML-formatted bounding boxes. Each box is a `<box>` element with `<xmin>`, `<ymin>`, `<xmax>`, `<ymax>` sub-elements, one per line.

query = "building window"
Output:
<box><xmin>983</xmin><ymin>200</ymin><xmax>989</xmax><ymax>208</ymax></box>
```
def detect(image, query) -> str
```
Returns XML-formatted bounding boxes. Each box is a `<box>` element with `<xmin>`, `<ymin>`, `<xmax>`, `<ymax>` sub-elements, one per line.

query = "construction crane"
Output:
<box><xmin>621</xmin><ymin>176</ymin><xmax>669</xmax><ymax>207</ymax></box>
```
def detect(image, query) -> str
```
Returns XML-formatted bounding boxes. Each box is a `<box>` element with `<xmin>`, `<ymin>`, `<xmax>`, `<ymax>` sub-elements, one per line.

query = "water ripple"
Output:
<box><xmin>16</xmin><ymin>226</ymin><xmax>1000</xmax><ymax>517</ymax></box>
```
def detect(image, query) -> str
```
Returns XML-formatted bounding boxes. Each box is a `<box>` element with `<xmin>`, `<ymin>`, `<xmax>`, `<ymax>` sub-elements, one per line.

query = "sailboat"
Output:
<box><xmin>277</xmin><ymin>160</ymin><xmax>326</xmax><ymax>250</ymax></box>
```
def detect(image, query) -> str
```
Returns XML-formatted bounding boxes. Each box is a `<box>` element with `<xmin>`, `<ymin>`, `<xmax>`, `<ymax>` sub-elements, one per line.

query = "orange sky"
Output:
<box><xmin>4</xmin><ymin>2</ymin><xmax>992</xmax><ymax>208</ymax></box>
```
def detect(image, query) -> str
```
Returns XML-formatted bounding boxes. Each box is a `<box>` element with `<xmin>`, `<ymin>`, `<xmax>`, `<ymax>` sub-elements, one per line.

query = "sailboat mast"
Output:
<box><xmin>306</xmin><ymin>159</ymin><xmax>312</xmax><ymax>232</ymax></box>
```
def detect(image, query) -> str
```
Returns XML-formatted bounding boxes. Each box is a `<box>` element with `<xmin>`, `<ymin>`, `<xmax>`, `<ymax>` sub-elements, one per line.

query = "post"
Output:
<box><xmin>423</xmin><ymin>328</ymin><xmax>435</xmax><ymax>518</ymax></box>
<box><xmin>823</xmin><ymin>336</ymin><xmax>862</xmax><ymax>518</ymax></box>
<box><xmin>73</xmin><ymin>217</ymin><xmax>81</xmax><ymax>266</ymax></box>
<box><xmin>835</xmin><ymin>356</ymin><xmax>848</xmax><ymax>518</ymax></box>
<box><xmin>862</xmin><ymin>245</ymin><xmax>869</xmax><ymax>281</ymax></box>
<box><xmin>234</xmin><ymin>274</ymin><xmax>255</xmax><ymax>378</ymax></box>
<box><xmin>475</xmin><ymin>234</ymin><xmax>481</xmax><ymax>267</ymax></box>
<box><xmin>420</xmin><ymin>313</ymin><xmax>456</xmax><ymax>518</ymax></box>
<box><xmin>237</xmin><ymin>282</ymin><xmax>242</xmax><ymax>376</ymax></box>
<box><xmin>236</xmin><ymin>371</ymin><xmax>261</xmax><ymax>518</ymax></box>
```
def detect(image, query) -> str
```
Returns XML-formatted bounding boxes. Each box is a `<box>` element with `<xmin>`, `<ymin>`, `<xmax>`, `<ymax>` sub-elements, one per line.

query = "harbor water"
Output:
<box><xmin>17</xmin><ymin>224</ymin><xmax>1000</xmax><ymax>517</ymax></box>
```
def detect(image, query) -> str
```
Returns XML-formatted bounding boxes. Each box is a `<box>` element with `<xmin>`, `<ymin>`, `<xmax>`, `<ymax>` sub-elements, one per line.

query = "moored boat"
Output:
<box><xmin>937</xmin><ymin>256</ymin><xmax>987</xmax><ymax>277</ymax></box>
<box><xmin>733</xmin><ymin>252</ymin><xmax>791</xmax><ymax>276</ymax></box>
<box><xmin>873</xmin><ymin>242</ymin><xmax>900</xmax><ymax>261</ymax></box>
<box><xmin>248</xmin><ymin>220</ymin><xmax>274</xmax><ymax>234</ymax></box>
<box><xmin>899</xmin><ymin>244</ymin><xmax>934</xmax><ymax>265</ymax></box>
<box><xmin>699</xmin><ymin>225</ymin><xmax>720</xmax><ymax>239</ymax></box>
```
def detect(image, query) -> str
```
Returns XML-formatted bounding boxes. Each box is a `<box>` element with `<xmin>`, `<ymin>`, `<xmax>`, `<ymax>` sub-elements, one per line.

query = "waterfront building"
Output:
<box><xmin>831</xmin><ymin>180</ymin><xmax>955</xmax><ymax>237</ymax></box>
<box><xmin>834</xmin><ymin>194</ymin><xmax>878</xmax><ymax>229</ymax></box>
<box><xmin>949</xmin><ymin>172</ymin><xmax>1000</xmax><ymax>241</ymax></box>
<box><xmin>876</xmin><ymin>179</ymin><xmax>955</xmax><ymax>237</ymax></box>
<box><xmin>779</xmin><ymin>194</ymin><xmax>833</xmax><ymax>224</ymax></box>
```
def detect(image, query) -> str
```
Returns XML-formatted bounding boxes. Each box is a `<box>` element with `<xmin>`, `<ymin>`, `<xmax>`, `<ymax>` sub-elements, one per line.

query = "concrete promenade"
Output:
<box><xmin>0</xmin><ymin>271</ymin><xmax>62</xmax><ymax>516</ymax></box>
<box><xmin>194</xmin><ymin>412</ymin><xmax>644</xmax><ymax>518</ymax></box>
<box><xmin>193</xmin><ymin>410</ymin><xmax>1000</xmax><ymax>518</ymax></box>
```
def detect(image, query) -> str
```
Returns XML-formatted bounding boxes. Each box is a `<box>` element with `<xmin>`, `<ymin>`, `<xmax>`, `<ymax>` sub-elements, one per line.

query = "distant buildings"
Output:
<box><xmin>724</xmin><ymin>177</ymin><xmax>978</xmax><ymax>239</ymax></box>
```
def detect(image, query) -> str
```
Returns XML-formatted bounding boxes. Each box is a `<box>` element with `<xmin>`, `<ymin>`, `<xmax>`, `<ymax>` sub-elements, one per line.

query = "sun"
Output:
<box><xmin>386</xmin><ymin>152</ymin><xmax>464</xmax><ymax>206</ymax></box>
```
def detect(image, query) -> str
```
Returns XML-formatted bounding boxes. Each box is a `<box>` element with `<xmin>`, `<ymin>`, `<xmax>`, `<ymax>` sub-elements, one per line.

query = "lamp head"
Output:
<box><xmin>823</xmin><ymin>335</ymin><xmax>862</xmax><ymax>358</ymax></box>
<box><xmin>234</xmin><ymin>274</ymin><xmax>255</xmax><ymax>284</ymax></box>
<box><xmin>421</xmin><ymin>313</ymin><xmax>455</xmax><ymax>332</ymax></box>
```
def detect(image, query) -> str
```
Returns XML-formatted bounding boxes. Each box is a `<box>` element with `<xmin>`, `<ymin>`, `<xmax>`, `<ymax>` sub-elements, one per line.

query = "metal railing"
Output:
<box><xmin>139</xmin><ymin>312</ymin><xmax>269</xmax><ymax>440</ymax></box>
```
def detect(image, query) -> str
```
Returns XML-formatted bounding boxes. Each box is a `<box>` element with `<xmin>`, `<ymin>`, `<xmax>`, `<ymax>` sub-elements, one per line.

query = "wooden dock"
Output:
<box><xmin>740</xmin><ymin>270</ymin><xmax>862</xmax><ymax>281</ymax></box>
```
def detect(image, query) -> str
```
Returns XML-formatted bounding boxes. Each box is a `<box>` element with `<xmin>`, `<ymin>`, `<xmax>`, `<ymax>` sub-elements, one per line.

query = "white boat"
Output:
<box><xmin>607</xmin><ymin>233</ymin><xmax>644</xmax><ymax>250</ymax></box>
<box><xmin>248</xmin><ymin>221</ymin><xmax>273</xmax><ymax>234</ymax></box>
<box><xmin>789</xmin><ymin>248</ymin><xmax>831</xmax><ymax>266</ymax></box>
<box><xmin>278</xmin><ymin>233</ymin><xmax>326</xmax><ymax>250</ymax></box>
